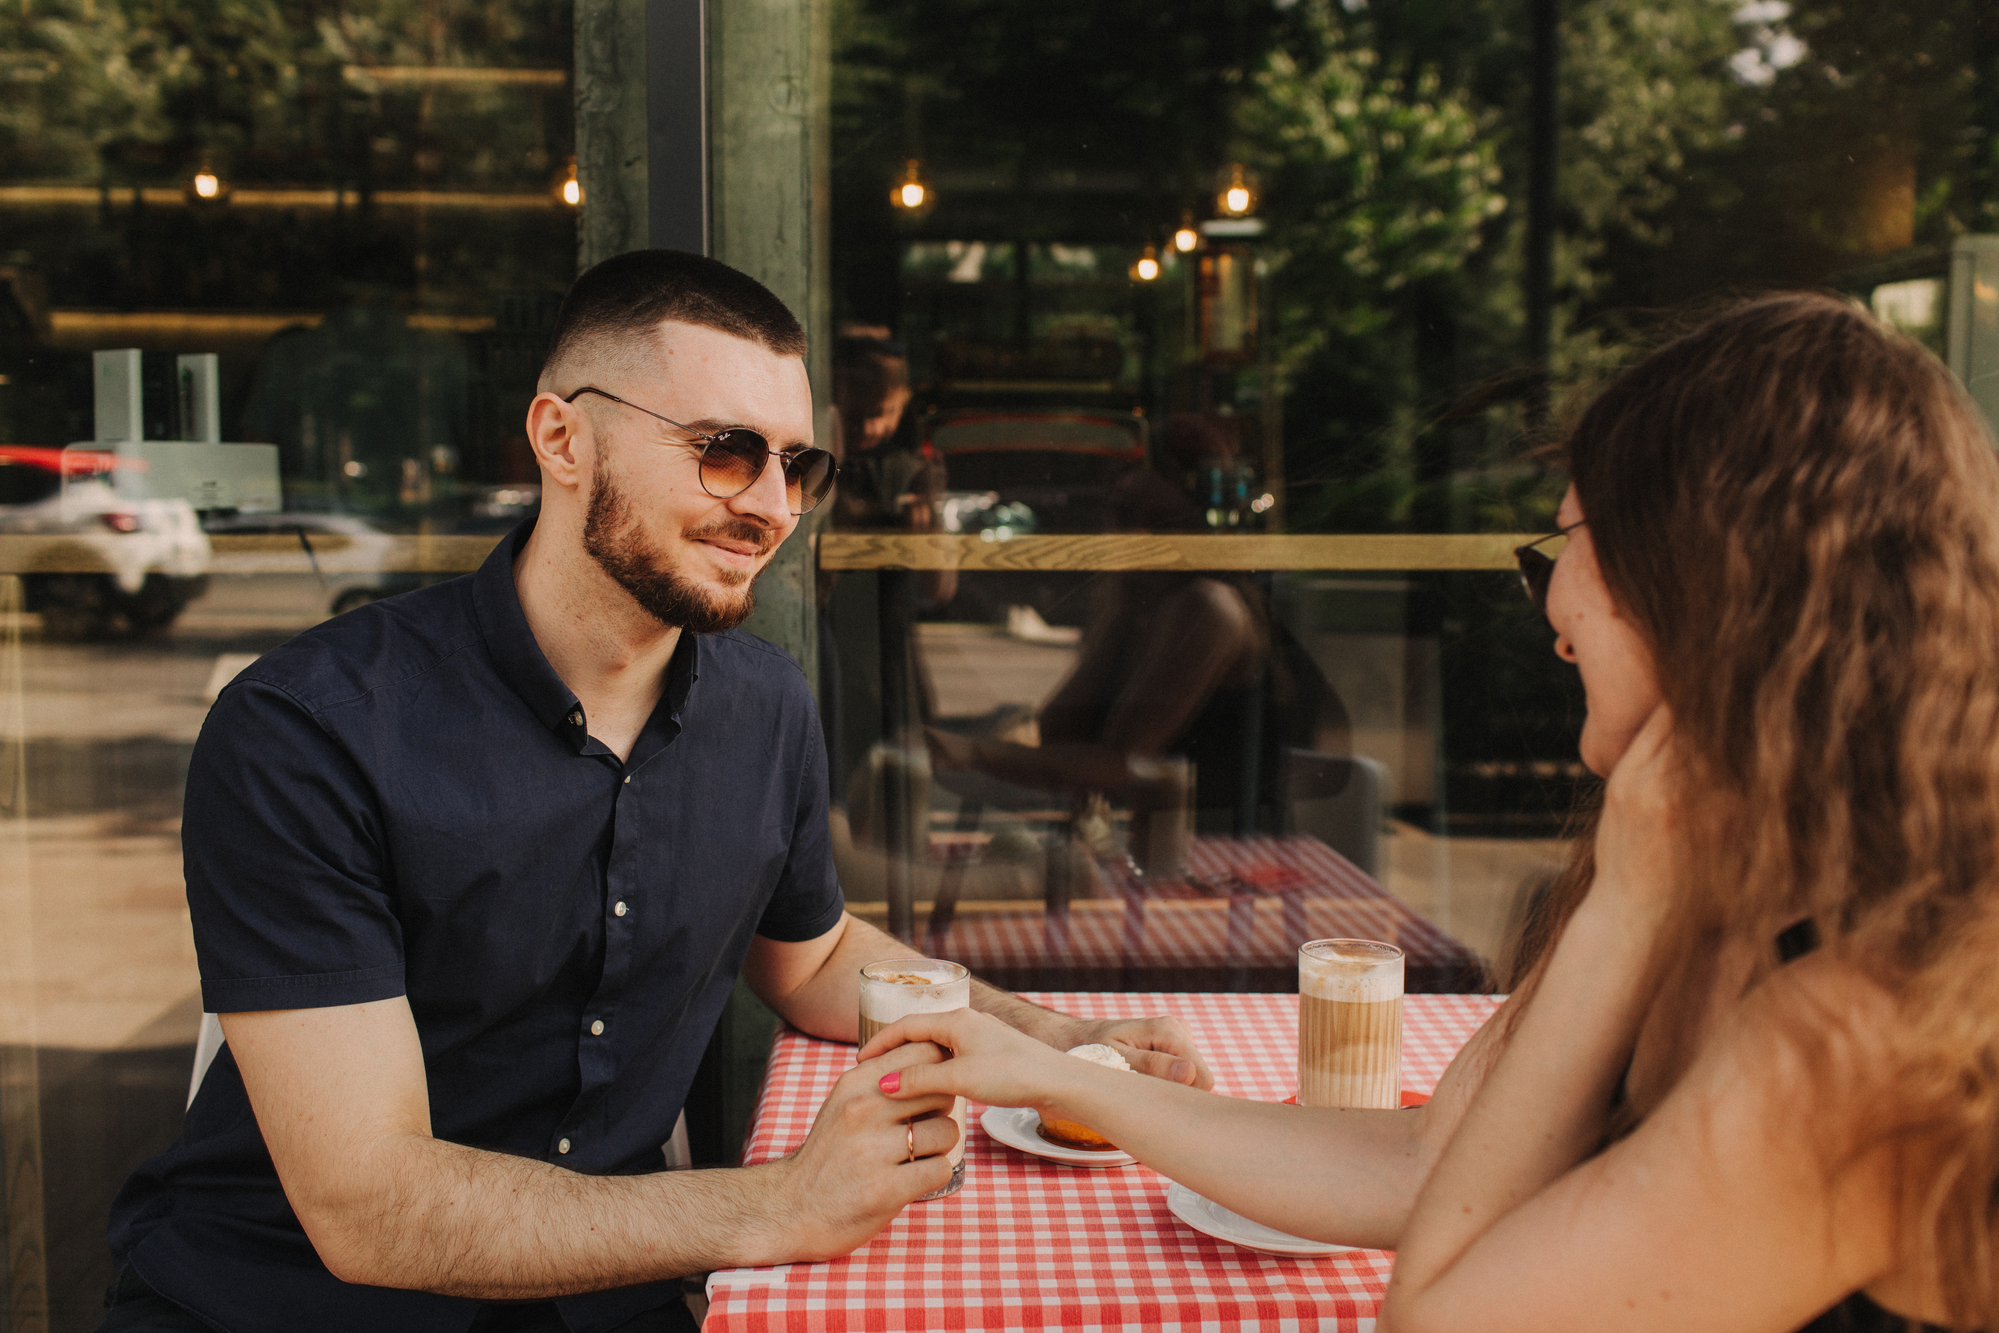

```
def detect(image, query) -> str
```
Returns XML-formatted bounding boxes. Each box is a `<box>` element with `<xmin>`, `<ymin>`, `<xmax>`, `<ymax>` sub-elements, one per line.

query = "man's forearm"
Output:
<box><xmin>313</xmin><ymin>1134</ymin><xmax>795</xmax><ymax>1297</ymax></box>
<box><xmin>967</xmin><ymin>976</ymin><xmax>1089</xmax><ymax>1048</ymax></box>
<box><xmin>775</xmin><ymin>913</ymin><xmax>1087</xmax><ymax>1050</ymax></box>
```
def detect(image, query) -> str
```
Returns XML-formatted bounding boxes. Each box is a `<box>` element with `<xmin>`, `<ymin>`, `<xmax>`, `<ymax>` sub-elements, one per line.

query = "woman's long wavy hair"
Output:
<box><xmin>1524</xmin><ymin>292</ymin><xmax>1999</xmax><ymax>1326</ymax></box>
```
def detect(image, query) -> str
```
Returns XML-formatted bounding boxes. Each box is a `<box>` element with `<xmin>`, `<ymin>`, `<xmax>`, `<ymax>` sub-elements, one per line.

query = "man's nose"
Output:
<box><xmin>727</xmin><ymin>448</ymin><xmax>796</xmax><ymax>528</ymax></box>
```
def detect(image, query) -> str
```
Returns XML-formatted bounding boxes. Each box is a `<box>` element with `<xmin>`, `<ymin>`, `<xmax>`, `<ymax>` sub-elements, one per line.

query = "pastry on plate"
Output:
<box><xmin>1036</xmin><ymin>1043</ymin><xmax>1132</xmax><ymax>1151</ymax></box>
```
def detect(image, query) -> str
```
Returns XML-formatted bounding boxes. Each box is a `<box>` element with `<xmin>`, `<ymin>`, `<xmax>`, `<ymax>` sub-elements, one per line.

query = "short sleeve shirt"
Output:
<box><xmin>107</xmin><ymin>519</ymin><xmax>845</xmax><ymax>1333</ymax></box>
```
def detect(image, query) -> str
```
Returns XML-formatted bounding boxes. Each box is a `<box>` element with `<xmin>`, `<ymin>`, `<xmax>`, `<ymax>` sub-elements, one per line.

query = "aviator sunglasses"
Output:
<box><xmin>1513</xmin><ymin>519</ymin><xmax>1586</xmax><ymax>615</ymax></box>
<box><xmin>563</xmin><ymin>386</ymin><xmax>839</xmax><ymax>516</ymax></box>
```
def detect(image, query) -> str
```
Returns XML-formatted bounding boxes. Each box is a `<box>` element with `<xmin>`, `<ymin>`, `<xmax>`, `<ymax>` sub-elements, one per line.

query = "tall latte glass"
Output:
<box><xmin>859</xmin><ymin>958</ymin><xmax>971</xmax><ymax>1199</ymax></box>
<box><xmin>1297</xmin><ymin>939</ymin><xmax>1404</xmax><ymax>1109</ymax></box>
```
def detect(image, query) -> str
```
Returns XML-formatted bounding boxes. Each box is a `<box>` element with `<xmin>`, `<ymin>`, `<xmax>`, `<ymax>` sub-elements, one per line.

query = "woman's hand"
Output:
<box><xmin>858</xmin><ymin>1008</ymin><xmax>1078</xmax><ymax>1112</ymax></box>
<box><xmin>1588</xmin><ymin>703</ymin><xmax>1682</xmax><ymax>931</ymax></box>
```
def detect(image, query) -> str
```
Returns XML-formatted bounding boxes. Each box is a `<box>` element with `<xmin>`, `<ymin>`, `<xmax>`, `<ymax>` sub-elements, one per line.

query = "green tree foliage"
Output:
<box><xmin>0</xmin><ymin>0</ymin><xmax>568</xmax><ymax>190</ymax></box>
<box><xmin>1238</xmin><ymin>5</ymin><xmax>1502</xmax><ymax>386</ymax></box>
<box><xmin>0</xmin><ymin>2</ymin><xmax>173</xmax><ymax>179</ymax></box>
<box><xmin>1238</xmin><ymin>0</ymin><xmax>1753</xmax><ymax>538</ymax></box>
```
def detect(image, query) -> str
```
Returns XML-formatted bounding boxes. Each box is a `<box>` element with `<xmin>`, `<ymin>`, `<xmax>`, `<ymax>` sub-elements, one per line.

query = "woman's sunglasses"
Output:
<box><xmin>1513</xmin><ymin>519</ymin><xmax>1586</xmax><ymax>615</ymax></box>
<box><xmin>563</xmin><ymin>386</ymin><xmax>839</xmax><ymax>516</ymax></box>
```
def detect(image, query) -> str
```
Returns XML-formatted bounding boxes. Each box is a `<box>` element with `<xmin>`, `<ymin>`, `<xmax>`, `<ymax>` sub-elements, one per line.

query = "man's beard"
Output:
<box><xmin>582</xmin><ymin>455</ymin><xmax>769</xmax><ymax>634</ymax></box>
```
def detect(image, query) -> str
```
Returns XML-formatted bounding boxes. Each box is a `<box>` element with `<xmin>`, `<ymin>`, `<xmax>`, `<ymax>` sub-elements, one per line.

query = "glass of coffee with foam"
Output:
<box><xmin>859</xmin><ymin>958</ymin><xmax>971</xmax><ymax>1199</ymax></box>
<box><xmin>1297</xmin><ymin>938</ymin><xmax>1404</xmax><ymax>1109</ymax></box>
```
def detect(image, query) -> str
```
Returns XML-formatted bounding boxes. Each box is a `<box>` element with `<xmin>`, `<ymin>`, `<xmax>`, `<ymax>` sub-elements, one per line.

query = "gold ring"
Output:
<box><xmin>906</xmin><ymin>1122</ymin><xmax>916</xmax><ymax>1163</ymax></box>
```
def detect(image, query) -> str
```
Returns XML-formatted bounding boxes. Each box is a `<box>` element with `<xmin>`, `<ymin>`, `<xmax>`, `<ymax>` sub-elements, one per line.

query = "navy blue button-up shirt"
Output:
<box><xmin>108</xmin><ymin>520</ymin><xmax>845</xmax><ymax>1333</ymax></box>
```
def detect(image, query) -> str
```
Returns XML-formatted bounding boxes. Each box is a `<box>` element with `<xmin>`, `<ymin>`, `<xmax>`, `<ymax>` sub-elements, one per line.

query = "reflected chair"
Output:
<box><xmin>1271</xmin><ymin>748</ymin><xmax>1388</xmax><ymax>880</ymax></box>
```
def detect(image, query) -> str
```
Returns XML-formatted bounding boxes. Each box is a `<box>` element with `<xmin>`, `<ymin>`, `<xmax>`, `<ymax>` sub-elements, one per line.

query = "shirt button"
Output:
<box><xmin>590</xmin><ymin>1019</ymin><xmax>605</xmax><ymax>1036</ymax></box>
<box><xmin>557</xmin><ymin>1138</ymin><xmax>571</xmax><ymax>1154</ymax></box>
<box><xmin>567</xmin><ymin>709</ymin><xmax>582</xmax><ymax>726</ymax></box>
<box><xmin>613</xmin><ymin>901</ymin><xmax>628</xmax><ymax>917</ymax></box>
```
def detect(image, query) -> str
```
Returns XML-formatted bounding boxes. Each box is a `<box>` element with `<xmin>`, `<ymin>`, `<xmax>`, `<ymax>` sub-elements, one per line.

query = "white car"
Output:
<box><xmin>0</xmin><ymin>449</ymin><xmax>210</xmax><ymax>639</ymax></box>
<box><xmin>201</xmin><ymin>511</ymin><xmax>415</xmax><ymax>617</ymax></box>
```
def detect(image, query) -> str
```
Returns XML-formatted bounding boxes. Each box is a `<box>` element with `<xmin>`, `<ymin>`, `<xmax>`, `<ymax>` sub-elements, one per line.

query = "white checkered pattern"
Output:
<box><xmin>707</xmin><ymin>991</ymin><xmax>1502</xmax><ymax>1332</ymax></box>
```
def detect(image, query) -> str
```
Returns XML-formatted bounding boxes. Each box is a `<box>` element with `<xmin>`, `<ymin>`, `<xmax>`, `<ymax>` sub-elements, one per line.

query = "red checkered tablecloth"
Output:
<box><xmin>705</xmin><ymin>991</ymin><xmax>1502</xmax><ymax>1333</ymax></box>
<box><xmin>919</xmin><ymin>837</ymin><xmax>1485</xmax><ymax>993</ymax></box>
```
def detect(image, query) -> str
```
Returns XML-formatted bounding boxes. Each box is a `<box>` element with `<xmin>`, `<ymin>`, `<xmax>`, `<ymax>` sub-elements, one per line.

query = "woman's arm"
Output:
<box><xmin>866</xmin><ymin>990</ymin><xmax>1524</xmax><ymax>1250</ymax></box>
<box><xmin>1385</xmin><ymin>707</ymin><xmax>1680</xmax><ymax>1309</ymax></box>
<box><xmin>1379</xmin><ymin>954</ymin><xmax>1912</xmax><ymax>1333</ymax></box>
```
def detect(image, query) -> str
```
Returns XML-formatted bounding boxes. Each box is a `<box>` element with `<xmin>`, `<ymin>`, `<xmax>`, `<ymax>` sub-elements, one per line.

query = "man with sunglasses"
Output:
<box><xmin>104</xmin><ymin>250</ymin><xmax>1212</xmax><ymax>1333</ymax></box>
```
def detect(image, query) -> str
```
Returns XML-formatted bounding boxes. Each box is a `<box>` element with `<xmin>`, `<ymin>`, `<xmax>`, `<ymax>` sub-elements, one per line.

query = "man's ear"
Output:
<box><xmin>525</xmin><ymin>391</ymin><xmax>589</xmax><ymax>490</ymax></box>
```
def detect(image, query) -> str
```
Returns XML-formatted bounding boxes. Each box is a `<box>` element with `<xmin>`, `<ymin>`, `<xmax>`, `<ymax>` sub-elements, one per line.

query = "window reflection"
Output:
<box><xmin>0</xmin><ymin>3</ymin><xmax>575</xmax><ymax>1324</ymax></box>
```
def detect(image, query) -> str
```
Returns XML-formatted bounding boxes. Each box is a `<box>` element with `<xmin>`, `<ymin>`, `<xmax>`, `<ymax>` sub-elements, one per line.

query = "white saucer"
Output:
<box><xmin>979</xmin><ymin>1105</ymin><xmax>1136</xmax><ymax>1168</ymax></box>
<box><xmin>1164</xmin><ymin>1181</ymin><xmax>1358</xmax><ymax>1257</ymax></box>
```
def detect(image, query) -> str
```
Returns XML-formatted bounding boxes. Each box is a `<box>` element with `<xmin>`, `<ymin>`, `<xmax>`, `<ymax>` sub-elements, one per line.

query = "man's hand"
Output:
<box><xmin>746</xmin><ymin>1041</ymin><xmax>958</xmax><ymax>1265</ymax></box>
<box><xmin>1070</xmin><ymin>1014</ymin><xmax>1213</xmax><ymax>1090</ymax></box>
<box><xmin>968</xmin><ymin>981</ymin><xmax>1216</xmax><ymax>1090</ymax></box>
<box><xmin>922</xmin><ymin>725</ymin><xmax>979</xmax><ymax>773</ymax></box>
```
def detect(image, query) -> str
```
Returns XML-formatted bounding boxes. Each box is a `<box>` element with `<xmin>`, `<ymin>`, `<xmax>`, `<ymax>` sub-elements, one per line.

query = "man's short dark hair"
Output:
<box><xmin>541</xmin><ymin>250</ymin><xmax>806</xmax><ymax>384</ymax></box>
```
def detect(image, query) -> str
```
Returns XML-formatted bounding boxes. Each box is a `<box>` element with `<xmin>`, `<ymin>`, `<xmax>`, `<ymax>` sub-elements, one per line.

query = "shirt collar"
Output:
<box><xmin>473</xmin><ymin>518</ymin><xmax>704</xmax><ymax>752</ymax></box>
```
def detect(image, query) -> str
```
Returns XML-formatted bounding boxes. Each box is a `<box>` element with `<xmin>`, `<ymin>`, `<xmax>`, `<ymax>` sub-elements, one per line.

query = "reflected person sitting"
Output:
<box><xmin>925</xmin><ymin>414</ymin><xmax>1346</xmax><ymax>853</ymax></box>
<box><xmin>874</xmin><ymin>294</ymin><xmax>1999</xmax><ymax>1333</ymax></box>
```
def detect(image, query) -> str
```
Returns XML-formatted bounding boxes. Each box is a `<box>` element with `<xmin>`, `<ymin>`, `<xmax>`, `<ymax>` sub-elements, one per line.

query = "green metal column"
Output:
<box><xmin>711</xmin><ymin>0</ymin><xmax>833</xmax><ymax>694</ymax></box>
<box><xmin>575</xmin><ymin>0</ymin><xmax>651</xmax><ymax>273</ymax></box>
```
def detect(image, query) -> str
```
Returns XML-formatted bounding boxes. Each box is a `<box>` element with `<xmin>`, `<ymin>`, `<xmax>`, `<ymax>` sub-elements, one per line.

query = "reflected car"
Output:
<box><xmin>0</xmin><ymin>447</ymin><xmax>210</xmax><ymax>639</ymax></box>
<box><xmin>201</xmin><ymin>511</ymin><xmax>416</xmax><ymax>617</ymax></box>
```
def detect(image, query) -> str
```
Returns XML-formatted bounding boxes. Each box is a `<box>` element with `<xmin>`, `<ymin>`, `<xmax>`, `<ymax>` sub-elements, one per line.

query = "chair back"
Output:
<box><xmin>187</xmin><ymin>1011</ymin><xmax>226</xmax><ymax>1109</ymax></box>
<box><xmin>1273</xmin><ymin>749</ymin><xmax>1388</xmax><ymax>879</ymax></box>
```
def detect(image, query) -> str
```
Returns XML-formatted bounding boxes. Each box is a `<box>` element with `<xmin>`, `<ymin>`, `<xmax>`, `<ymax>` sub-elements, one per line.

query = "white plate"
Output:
<box><xmin>1164</xmin><ymin>1181</ymin><xmax>1358</xmax><ymax>1257</ymax></box>
<box><xmin>979</xmin><ymin>1105</ymin><xmax>1136</xmax><ymax>1168</ymax></box>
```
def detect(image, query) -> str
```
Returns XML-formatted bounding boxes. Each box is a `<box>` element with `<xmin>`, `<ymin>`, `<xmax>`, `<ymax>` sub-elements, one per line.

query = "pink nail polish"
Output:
<box><xmin>878</xmin><ymin>1071</ymin><xmax>901</xmax><ymax>1094</ymax></box>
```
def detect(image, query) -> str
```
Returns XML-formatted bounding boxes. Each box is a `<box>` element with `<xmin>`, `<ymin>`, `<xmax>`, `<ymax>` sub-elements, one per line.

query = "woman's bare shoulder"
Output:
<box><xmin>1691</xmin><ymin>947</ymin><xmax>1932</xmax><ymax>1188</ymax></box>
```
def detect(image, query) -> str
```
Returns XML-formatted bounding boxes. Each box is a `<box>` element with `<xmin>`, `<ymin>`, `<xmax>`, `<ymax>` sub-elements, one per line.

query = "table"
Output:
<box><xmin>900</xmin><ymin>835</ymin><xmax>1486</xmax><ymax>994</ymax></box>
<box><xmin>705</xmin><ymin>990</ymin><xmax>1504</xmax><ymax>1333</ymax></box>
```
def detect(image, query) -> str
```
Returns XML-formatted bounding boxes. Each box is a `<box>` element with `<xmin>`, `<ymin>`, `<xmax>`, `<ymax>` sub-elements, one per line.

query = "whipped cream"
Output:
<box><xmin>1065</xmin><ymin>1043</ymin><xmax>1133</xmax><ymax>1071</ymax></box>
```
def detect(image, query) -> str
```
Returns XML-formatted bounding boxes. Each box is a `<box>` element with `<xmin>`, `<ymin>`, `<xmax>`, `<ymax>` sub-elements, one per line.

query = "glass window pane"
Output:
<box><xmin>0</xmin><ymin>3</ymin><xmax>573</xmax><ymax>1322</ymax></box>
<box><xmin>821</xmin><ymin>0</ymin><xmax>1991</xmax><ymax>1002</ymax></box>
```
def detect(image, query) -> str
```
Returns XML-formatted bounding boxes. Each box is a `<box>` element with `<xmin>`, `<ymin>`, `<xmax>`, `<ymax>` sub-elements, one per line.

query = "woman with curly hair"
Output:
<box><xmin>866</xmin><ymin>291</ymin><xmax>1999</xmax><ymax>1331</ymax></box>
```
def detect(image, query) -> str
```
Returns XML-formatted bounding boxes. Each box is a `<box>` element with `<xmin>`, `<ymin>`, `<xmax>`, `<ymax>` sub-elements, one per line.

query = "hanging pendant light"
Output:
<box><xmin>1216</xmin><ymin>164</ymin><xmax>1258</xmax><ymax>219</ymax></box>
<box><xmin>892</xmin><ymin>159</ymin><xmax>931</xmax><ymax>211</ymax></box>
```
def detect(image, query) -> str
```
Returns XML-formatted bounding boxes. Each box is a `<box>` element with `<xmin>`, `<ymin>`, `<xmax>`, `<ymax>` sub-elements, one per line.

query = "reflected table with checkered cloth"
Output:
<box><xmin>916</xmin><ymin>835</ymin><xmax>1486</xmax><ymax>993</ymax></box>
<box><xmin>704</xmin><ymin>990</ymin><xmax>1503</xmax><ymax>1333</ymax></box>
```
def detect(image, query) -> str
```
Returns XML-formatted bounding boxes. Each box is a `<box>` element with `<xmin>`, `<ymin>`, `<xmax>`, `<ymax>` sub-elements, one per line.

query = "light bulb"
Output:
<box><xmin>555</xmin><ymin>158</ymin><xmax>582</xmax><ymax>208</ymax></box>
<box><xmin>893</xmin><ymin>160</ymin><xmax>931</xmax><ymax>210</ymax></box>
<box><xmin>1174</xmin><ymin>226</ymin><xmax>1198</xmax><ymax>252</ymax></box>
<box><xmin>1136</xmin><ymin>256</ymin><xmax>1159</xmax><ymax>281</ymax></box>
<box><xmin>1216</xmin><ymin>165</ymin><xmax>1258</xmax><ymax>219</ymax></box>
<box><xmin>192</xmin><ymin>171</ymin><xmax>220</xmax><ymax>199</ymax></box>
